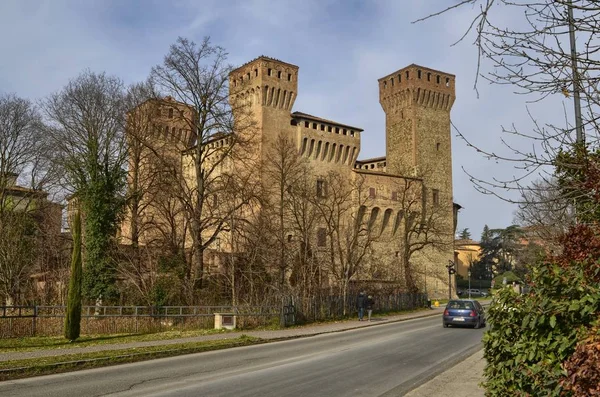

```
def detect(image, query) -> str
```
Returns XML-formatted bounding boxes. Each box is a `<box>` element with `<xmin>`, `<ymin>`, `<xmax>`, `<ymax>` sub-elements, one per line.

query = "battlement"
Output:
<box><xmin>229</xmin><ymin>56</ymin><xmax>298</xmax><ymax>111</ymax></box>
<box><xmin>378</xmin><ymin>64</ymin><xmax>455</xmax><ymax>113</ymax></box>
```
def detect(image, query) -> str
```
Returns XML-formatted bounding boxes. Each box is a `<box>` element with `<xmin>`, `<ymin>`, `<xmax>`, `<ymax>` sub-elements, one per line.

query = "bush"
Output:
<box><xmin>483</xmin><ymin>262</ymin><xmax>600</xmax><ymax>396</ymax></box>
<box><xmin>561</xmin><ymin>326</ymin><xmax>600</xmax><ymax>396</ymax></box>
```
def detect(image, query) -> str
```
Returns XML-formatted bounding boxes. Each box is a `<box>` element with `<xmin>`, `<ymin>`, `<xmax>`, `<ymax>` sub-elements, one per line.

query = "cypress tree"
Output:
<box><xmin>65</xmin><ymin>210</ymin><xmax>82</xmax><ymax>341</ymax></box>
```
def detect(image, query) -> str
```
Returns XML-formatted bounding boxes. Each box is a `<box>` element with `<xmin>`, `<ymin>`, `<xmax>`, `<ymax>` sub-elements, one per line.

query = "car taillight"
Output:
<box><xmin>470</xmin><ymin>310</ymin><xmax>477</xmax><ymax>317</ymax></box>
<box><xmin>444</xmin><ymin>309</ymin><xmax>449</xmax><ymax>316</ymax></box>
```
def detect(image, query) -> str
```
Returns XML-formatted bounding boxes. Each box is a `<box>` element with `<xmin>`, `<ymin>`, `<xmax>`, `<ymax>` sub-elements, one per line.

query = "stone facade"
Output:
<box><xmin>123</xmin><ymin>56</ymin><xmax>457</xmax><ymax>299</ymax></box>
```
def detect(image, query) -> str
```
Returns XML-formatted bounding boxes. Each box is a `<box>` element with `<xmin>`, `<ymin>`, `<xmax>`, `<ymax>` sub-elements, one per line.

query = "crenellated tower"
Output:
<box><xmin>229</xmin><ymin>56</ymin><xmax>299</xmax><ymax>161</ymax></box>
<box><xmin>379</xmin><ymin>64</ymin><xmax>455</xmax><ymax>202</ymax></box>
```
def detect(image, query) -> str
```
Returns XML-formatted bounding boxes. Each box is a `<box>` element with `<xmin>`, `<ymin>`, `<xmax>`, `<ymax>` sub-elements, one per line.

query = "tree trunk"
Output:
<box><xmin>65</xmin><ymin>210</ymin><xmax>82</xmax><ymax>341</ymax></box>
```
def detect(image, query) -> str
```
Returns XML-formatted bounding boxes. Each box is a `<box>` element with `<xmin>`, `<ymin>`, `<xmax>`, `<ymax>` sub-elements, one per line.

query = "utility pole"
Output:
<box><xmin>567</xmin><ymin>0</ymin><xmax>584</xmax><ymax>145</ymax></box>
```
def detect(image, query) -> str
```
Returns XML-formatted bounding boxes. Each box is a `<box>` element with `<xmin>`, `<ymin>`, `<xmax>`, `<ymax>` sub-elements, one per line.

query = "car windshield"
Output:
<box><xmin>448</xmin><ymin>301</ymin><xmax>473</xmax><ymax>309</ymax></box>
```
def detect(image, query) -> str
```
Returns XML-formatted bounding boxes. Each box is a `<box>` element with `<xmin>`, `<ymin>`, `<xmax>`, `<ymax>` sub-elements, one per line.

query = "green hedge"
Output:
<box><xmin>483</xmin><ymin>263</ymin><xmax>600</xmax><ymax>396</ymax></box>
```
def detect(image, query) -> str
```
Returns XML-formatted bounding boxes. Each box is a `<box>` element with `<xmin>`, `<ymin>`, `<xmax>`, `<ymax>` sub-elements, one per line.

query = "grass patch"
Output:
<box><xmin>0</xmin><ymin>328</ymin><xmax>235</xmax><ymax>353</ymax></box>
<box><xmin>0</xmin><ymin>335</ymin><xmax>263</xmax><ymax>381</ymax></box>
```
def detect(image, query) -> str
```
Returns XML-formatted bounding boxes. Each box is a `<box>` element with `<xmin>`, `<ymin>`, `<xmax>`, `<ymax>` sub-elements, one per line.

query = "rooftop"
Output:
<box><xmin>231</xmin><ymin>55</ymin><xmax>299</xmax><ymax>74</ymax></box>
<box><xmin>292</xmin><ymin>111</ymin><xmax>363</xmax><ymax>132</ymax></box>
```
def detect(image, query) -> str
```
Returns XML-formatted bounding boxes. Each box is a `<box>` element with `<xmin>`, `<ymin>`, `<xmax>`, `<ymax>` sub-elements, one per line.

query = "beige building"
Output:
<box><xmin>122</xmin><ymin>56</ymin><xmax>458</xmax><ymax>299</ymax></box>
<box><xmin>454</xmin><ymin>239</ymin><xmax>482</xmax><ymax>278</ymax></box>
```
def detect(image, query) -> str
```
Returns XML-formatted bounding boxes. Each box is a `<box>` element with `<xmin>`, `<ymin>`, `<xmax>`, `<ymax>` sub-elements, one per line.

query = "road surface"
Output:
<box><xmin>0</xmin><ymin>315</ymin><xmax>484</xmax><ymax>397</ymax></box>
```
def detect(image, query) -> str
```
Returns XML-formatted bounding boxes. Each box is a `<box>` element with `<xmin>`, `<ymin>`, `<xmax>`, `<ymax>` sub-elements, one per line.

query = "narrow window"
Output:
<box><xmin>327</xmin><ymin>126</ymin><xmax>332</xmax><ymax>132</ymax></box>
<box><xmin>398</xmin><ymin>74</ymin><xmax>401</xmax><ymax>82</ymax></box>
<box><xmin>427</xmin><ymin>72</ymin><xmax>431</xmax><ymax>81</ymax></box>
<box><xmin>391</xmin><ymin>77</ymin><xmax>394</xmax><ymax>86</ymax></box>
<box><xmin>432</xmin><ymin>189</ymin><xmax>440</xmax><ymax>206</ymax></box>
<box><xmin>312</xmin><ymin>123</ymin><xmax>317</xmax><ymax>129</ymax></box>
<box><xmin>384</xmin><ymin>81</ymin><xmax>387</xmax><ymax>87</ymax></box>
<box><xmin>213</xmin><ymin>194</ymin><xmax>218</xmax><ymax>207</ymax></box>
<box><xmin>445</xmin><ymin>77</ymin><xmax>450</xmax><ymax>87</ymax></box>
<box><xmin>335</xmin><ymin>127</ymin><xmax>339</xmax><ymax>134</ymax></box>
<box><xmin>168</xmin><ymin>108</ymin><xmax>173</xmax><ymax>118</ymax></box>
<box><xmin>287</xmin><ymin>234</ymin><xmax>293</xmax><ymax>243</ymax></box>
<box><xmin>436</xmin><ymin>75</ymin><xmax>440</xmax><ymax>84</ymax></box>
<box><xmin>268</xmin><ymin>68</ymin><xmax>272</xmax><ymax>76</ymax></box>
<box><xmin>418</xmin><ymin>70</ymin><xmax>422</xmax><ymax>79</ymax></box>
<box><xmin>436</xmin><ymin>142</ymin><xmax>441</xmax><ymax>151</ymax></box>
<box><xmin>255</xmin><ymin>69</ymin><xmax>258</xmax><ymax>77</ymax></box>
<box><xmin>369</xmin><ymin>187</ymin><xmax>376</xmax><ymax>198</ymax></box>
<box><xmin>320</xmin><ymin>124</ymin><xmax>325</xmax><ymax>131</ymax></box>
<box><xmin>317</xmin><ymin>228</ymin><xmax>327</xmax><ymax>247</ymax></box>
<box><xmin>305</xmin><ymin>121</ymin><xmax>309</xmax><ymax>128</ymax></box>
<box><xmin>406</xmin><ymin>71</ymin><xmax>409</xmax><ymax>79</ymax></box>
<box><xmin>277</xmin><ymin>71</ymin><xmax>282</xmax><ymax>78</ymax></box>
<box><xmin>288</xmin><ymin>73</ymin><xmax>292</xmax><ymax>81</ymax></box>
<box><xmin>316</xmin><ymin>179</ymin><xmax>327</xmax><ymax>198</ymax></box>
<box><xmin>391</xmin><ymin>191</ymin><xmax>398</xmax><ymax>201</ymax></box>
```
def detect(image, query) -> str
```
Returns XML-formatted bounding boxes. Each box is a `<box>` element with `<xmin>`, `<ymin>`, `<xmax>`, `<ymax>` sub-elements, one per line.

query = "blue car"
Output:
<box><xmin>443</xmin><ymin>299</ymin><xmax>486</xmax><ymax>328</ymax></box>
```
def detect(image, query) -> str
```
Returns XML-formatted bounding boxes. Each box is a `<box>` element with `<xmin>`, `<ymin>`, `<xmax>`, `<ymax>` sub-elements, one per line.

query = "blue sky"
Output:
<box><xmin>0</xmin><ymin>0</ymin><xmax>571</xmax><ymax>239</ymax></box>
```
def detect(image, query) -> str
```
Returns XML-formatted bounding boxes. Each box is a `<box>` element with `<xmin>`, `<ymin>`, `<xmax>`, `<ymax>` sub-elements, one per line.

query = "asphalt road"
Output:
<box><xmin>0</xmin><ymin>316</ymin><xmax>484</xmax><ymax>397</ymax></box>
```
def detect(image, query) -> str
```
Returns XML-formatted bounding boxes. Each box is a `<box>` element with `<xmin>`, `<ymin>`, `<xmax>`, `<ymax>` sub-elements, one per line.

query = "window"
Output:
<box><xmin>288</xmin><ymin>73</ymin><xmax>292</xmax><ymax>81</ymax></box>
<box><xmin>304</xmin><ymin>121</ymin><xmax>309</xmax><ymax>128</ymax></box>
<box><xmin>312</xmin><ymin>123</ymin><xmax>317</xmax><ymax>129</ymax></box>
<box><xmin>168</xmin><ymin>108</ymin><xmax>173</xmax><ymax>118</ymax></box>
<box><xmin>180</xmin><ymin>110</ymin><xmax>184</xmax><ymax>118</ymax></box>
<box><xmin>317</xmin><ymin>228</ymin><xmax>327</xmax><ymax>247</ymax></box>
<box><xmin>255</xmin><ymin>69</ymin><xmax>258</xmax><ymax>77</ymax></box>
<box><xmin>391</xmin><ymin>191</ymin><xmax>398</xmax><ymax>201</ymax></box>
<box><xmin>436</xmin><ymin>142</ymin><xmax>441</xmax><ymax>151</ymax></box>
<box><xmin>327</xmin><ymin>126</ymin><xmax>332</xmax><ymax>132</ymax></box>
<box><xmin>427</xmin><ymin>72</ymin><xmax>431</xmax><ymax>81</ymax></box>
<box><xmin>156</xmin><ymin>108</ymin><xmax>161</xmax><ymax>117</ymax></box>
<box><xmin>436</xmin><ymin>75</ymin><xmax>440</xmax><ymax>84</ymax></box>
<box><xmin>432</xmin><ymin>189</ymin><xmax>440</xmax><ymax>206</ymax></box>
<box><xmin>445</xmin><ymin>77</ymin><xmax>450</xmax><ymax>87</ymax></box>
<box><xmin>247</xmin><ymin>72</ymin><xmax>250</xmax><ymax>80</ymax></box>
<box><xmin>287</xmin><ymin>234</ymin><xmax>293</xmax><ymax>243</ymax></box>
<box><xmin>213</xmin><ymin>194</ymin><xmax>218</xmax><ymax>207</ymax></box>
<box><xmin>369</xmin><ymin>187</ymin><xmax>376</xmax><ymax>198</ymax></box>
<box><xmin>418</xmin><ymin>70</ymin><xmax>422</xmax><ymax>79</ymax></box>
<box><xmin>316</xmin><ymin>179</ymin><xmax>327</xmax><ymax>198</ymax></box>
<box><xmin>277</xmin><ymin>71</ymin><xmax>282</xmax><ymax>78</ymax></box>
<box><xmin>268</xmin><ymin>68</ymin><xmax>272</xmax><ymax>76</ymax></box>
<box><xmin>320</xmin><ymin>124</ymin><xmax>325</xmax><ymax>131</ymax></box>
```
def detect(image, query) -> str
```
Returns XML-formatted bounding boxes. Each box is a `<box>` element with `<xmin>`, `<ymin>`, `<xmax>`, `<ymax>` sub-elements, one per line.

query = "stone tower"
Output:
<box><xmin>229</xmin><ymin>56</ymin><xmax>299</xmax><ymax>161</ymax></box>
<box><xmin>378</xmin><ymin>65</ymin><xmax>455</xmax><ymax>207</ymax></box>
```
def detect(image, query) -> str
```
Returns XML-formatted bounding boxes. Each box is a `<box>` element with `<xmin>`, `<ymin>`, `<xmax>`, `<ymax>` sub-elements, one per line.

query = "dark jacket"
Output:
<box><xmin>366</xmin><ymin>296</ymin><xmax>374</xmax><ymax>310</ymax></box>
<box><xmin>357</xmin><ymin>293</ymin><xmax>366</xmax><ymax>309</ymax></box>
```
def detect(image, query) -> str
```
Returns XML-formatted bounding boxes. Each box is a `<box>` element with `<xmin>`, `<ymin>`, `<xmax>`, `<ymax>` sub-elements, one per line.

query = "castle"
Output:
<box><xmin>121</xmin><ymin>56</ymin><xmax>457</xmax><ymax>299</ymax></box>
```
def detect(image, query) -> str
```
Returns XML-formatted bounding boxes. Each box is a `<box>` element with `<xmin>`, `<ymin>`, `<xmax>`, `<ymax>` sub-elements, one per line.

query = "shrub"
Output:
<box><xmin>483</xmin><ymin>262</ymin><xmax>600</xmax><ymax>396</ymax></box>
<box><xmin>561</xmin><ymin>326</ymin><xmax>600</xmax><ymax>396</ymax></box>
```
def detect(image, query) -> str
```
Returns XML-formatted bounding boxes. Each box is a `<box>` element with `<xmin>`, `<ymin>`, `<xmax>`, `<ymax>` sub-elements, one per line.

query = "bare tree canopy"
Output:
<box><xmin>149</xmin><ymin>37</ymin><xmax>258</xmax><ymax>294</ymax></box>
<box><xmin>42</xmin><ymin>70</ymin><xmax>128</xmax><ymax>304</ymax></box>
<box><xmin>418</xmin><ymin>0</ymin><xmax>600</xmax><ymax>221</ymax></box>
<box><xmin>0</xmin><ymin>94</ymin><xmax>48</xmax><ymax>199</ymax></box>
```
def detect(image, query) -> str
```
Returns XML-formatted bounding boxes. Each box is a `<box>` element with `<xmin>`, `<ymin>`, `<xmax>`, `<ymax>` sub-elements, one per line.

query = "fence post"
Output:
<box><xmin>32</xmin><ymin>306</ymin><xmax>37</xmax><ymax>337</ymax></box>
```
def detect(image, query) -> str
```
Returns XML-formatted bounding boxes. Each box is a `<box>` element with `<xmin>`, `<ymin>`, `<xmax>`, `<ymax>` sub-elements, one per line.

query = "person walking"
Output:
<box><xmin>366</xmin><ymin>295</ymin><xmax>375</xmax><ymax>321</ymax></box>
<box><xmin>357</xmin><ymin>291</ymin><xmax>366</xmax><ymax>321</ymax></box>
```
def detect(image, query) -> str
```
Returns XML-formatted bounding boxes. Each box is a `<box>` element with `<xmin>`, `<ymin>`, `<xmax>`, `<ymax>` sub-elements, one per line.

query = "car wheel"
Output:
<box><xmin>443</xmin><ymin>323</ymin><xmax>449</xmax><ymax>328</ymax></box>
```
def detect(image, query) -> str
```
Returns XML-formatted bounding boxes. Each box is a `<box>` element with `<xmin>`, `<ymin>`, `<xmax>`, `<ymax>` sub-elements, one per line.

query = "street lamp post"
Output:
<box><xmin>468</xmin><ymin>270</ymin><xmax>472</xmax><ymax>299</ymax></box>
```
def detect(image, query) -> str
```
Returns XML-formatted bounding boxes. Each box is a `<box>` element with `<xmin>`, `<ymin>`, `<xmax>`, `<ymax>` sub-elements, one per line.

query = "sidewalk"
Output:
<box><xmin>0</xmin><ymin>305</ymin><xmax>486</xmax><ymax>395</ymax></box>
<box><xmin>0</xmin><ymin>307</ymin><xmax>445</xmax><ymax>362</ymax></box>
<box><xmin>405</xmin><ymin>349</ymin><xmax>486</xmax><ymax>396</ymax></box>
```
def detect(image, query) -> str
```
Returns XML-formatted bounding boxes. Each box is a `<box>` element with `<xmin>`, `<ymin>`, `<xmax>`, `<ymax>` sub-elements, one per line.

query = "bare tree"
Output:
<box><xmin>313</xmin><ymin>172</ymin><xmax>376</xmax><ymax>314</ymax></box>
<box><xmin>150</xmin><ymin>37</ymin><xmax>258</xmax><ymax>296</ymax></box>
<box><xmin>43</xmin><ymin>70</ymin><xmax>128</xmax><ymax>304</ymax></box>
<box><xmin>417</xmin><ymin>1</ymin><xmax>600</xmax><ymax>217</ymax></box>
<box><xmin>261</xmin><ymin>133</ymin><xmax>310</xmax><ymax>292</ymax></box>
<box><xmin>394</xmin><ymin>175</ymin><xmax>453</xmax><ymax>293</ymax></box>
